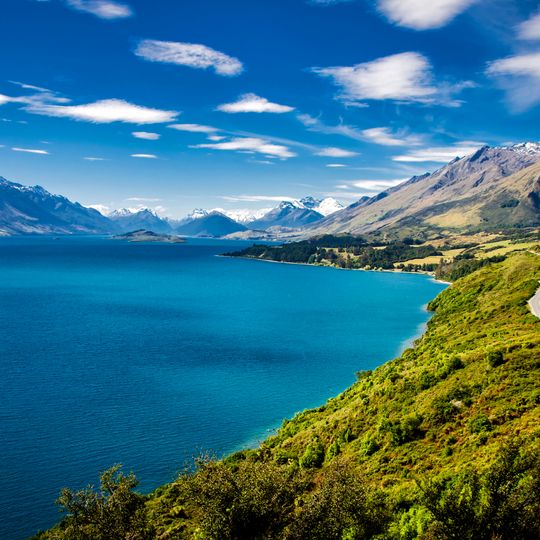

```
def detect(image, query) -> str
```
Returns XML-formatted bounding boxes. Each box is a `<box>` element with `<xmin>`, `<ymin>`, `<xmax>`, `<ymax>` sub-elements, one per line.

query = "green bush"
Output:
<box><xmin>468</xmin><ymin>414</ymin><xmax>491</xmax><ymax>434</ymax></box>
<box><xmin>299</xmin><ymin>440</ymin><xmax>325</xmax><ymax>469</ymax></box>
<box><xmin>487</xmin><ymin>350</ymin><xmax>505</xmax><ymax>368</ymax></box>
<box><xmin>285</xmin><ymin>459</ymin><xmax>390</xmax><ymax>540</ymax></box>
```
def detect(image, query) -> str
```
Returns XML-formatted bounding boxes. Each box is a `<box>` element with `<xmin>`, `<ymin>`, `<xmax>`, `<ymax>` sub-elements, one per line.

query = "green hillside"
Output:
<box><xmin>31</xmin><ymin>252</ymin><xmax>540</xmax><ymax>540</ymax></box>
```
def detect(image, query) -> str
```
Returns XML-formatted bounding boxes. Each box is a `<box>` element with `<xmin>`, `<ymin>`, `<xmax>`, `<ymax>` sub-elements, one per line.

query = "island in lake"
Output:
<box><xmin>109</xmin><ymin>229</ymin><xmax>187</xmax><ymax>243</ymax></box>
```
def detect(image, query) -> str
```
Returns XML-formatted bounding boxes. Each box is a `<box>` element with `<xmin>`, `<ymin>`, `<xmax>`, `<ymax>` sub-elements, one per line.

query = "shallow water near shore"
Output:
<box><xmin>0</xmin><ymin>236</ymin><xmax>447</xmax><ymax>539</ymax></box>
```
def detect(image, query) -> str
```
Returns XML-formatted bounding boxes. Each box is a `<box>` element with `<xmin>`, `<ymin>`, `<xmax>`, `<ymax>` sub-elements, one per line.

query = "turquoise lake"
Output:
<box><xmin>0</xmin><ymin>236</ymin><xmax>447</xmax><ymax>539</ymax></box>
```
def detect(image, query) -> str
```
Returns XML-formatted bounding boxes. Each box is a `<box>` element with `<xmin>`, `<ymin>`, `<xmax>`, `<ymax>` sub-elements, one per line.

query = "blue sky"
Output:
<box><xmin>1</xmin><ymin>0</ymin><xmax>540</xmax><ymax>218</ymax></box>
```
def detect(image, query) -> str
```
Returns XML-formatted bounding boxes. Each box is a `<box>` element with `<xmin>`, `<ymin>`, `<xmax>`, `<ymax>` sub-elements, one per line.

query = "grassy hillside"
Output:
<box><xmin>32</xmin><ymin>252</ymin><xmax>540</xmax><ymax>540</ymax></box>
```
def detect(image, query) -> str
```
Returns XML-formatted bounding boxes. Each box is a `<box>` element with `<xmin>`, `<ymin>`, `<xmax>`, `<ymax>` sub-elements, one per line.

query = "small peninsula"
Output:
<box><xmin>109</xmin><ymin>229</ymin><xmax>187</xmax><ymax>243</ymax></box>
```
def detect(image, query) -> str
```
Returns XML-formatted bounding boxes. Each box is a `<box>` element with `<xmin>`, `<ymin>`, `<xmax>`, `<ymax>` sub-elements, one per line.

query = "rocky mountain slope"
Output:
<box><xmin>249</xmin><ymin>201</ymin><xmax>324</xmax><ymax>230</ymax></box>
<box><xmin>174</xmin><ymin>211</ymin><xmax>247</xmax><ymax>237</ymax></box>
<box><xmin>108</xmin><ymin>208</ymin><xmax>173</xmax><ymax>234</ymax></box>
<box><xmin>0</xmin><ymin>176</ymin><xmax>119</xmax><ymax>236</ymax></box>
<box><xmin>295</xmin><ymin>142</ymin><xmax>540</xmax><ymax>240</ymax></box>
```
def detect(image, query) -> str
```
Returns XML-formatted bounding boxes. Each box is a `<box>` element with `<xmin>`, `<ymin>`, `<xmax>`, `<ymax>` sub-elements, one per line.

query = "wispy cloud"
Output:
<box><xmin>65</xmin><ymin>0</ymin><xmax>133</xmax><ymax>19</ymax></box>
<box><xmin>375</xmin><ymin>0</ymin><xmax>477</xmax><ymax>30</ymax></box>
<box><xmin>362</xmin><ymin>127</ymin><xmax>421</xmax><ymax>146</ymax></box>
<box><xmin>327</xmin><ymin>164</ymin><xmax>346</xmax><ymax>167</ymax></box>
<box><xmin>132</xmin><ymin>131</ymin><xmax>160</xmax><ymax>140</ymax></box>
<box><xmin>191</xmin><ymin>137</ymin><xmax>297</xmax><ymax>159</ymax></box>
<box><xmin>86</xmin><ymin>204</ymin><xmax>110</xmax><ymax>214</ymax></box>
<box><xmin>207</xmin><ymin>135</ymin><xmax>226</xmax><ymax>141</ymax></box>
<box><xmin>392</xmin><ymin>142</ymin><xmax>484</xmax><ymax>162</ymax></box>
<box><xmin>219</xmin><ymin>195</ymin><xmax>296</xmax><ymax>203</ymax></box>
<box><xmin>298</xmin><ymin>114</ymin><xmax>421</xmax><ymax>146</ymax></box>
<box><xmin>216</xmin><ymin>93</ymin><xmax>294</xmax><ymax>113</ymax></box>
<box><xmin>168</xmin><ymin>124</ymin><xmax>218</xmax><ymax>133</ymax></box>
<box><xmin>351</xmin><ymin>178</ymin><xmax>409</xmax><ymax>190</ymax></box>
<box><xmin>84</xmin><ymin>157</ymin><xmax>107</xmax><ymax>161</ymax></box>
<box><xmin>517</xmin><ymin>10</ymin><xmax>540</xmax><ymax>40</ymax></box>
<box><xmin>253</xmin><ymin>160</ymin><xmax>275</xmax><ymax>165</ymax></box>
<box><xmin>135</xmin><ymin>39</ymin><xmax>243</xmax><ymax>77</ymax></box>
<box><xmin>311</xmin><ymin>52</ymin><xmax>473</xmax><ymax>106</ymax></box>
<box><xmin>12</xmin><ymin>147</ymin><xmax>49</xmax><ymax>154</ymax></box>
<box><xmin>314</xmin><ymin>147</ymin><xmax>359</xmax><ymax>157</ymax></box>
<box><xmin>131</xmin><ymin>154</ymin><xmax>158</xmax><ymax>158</ymax></box>
<box><xmin>9</xmin><ymin>81</ymin><xmax>51</xmax><ymax>92</ymax></box>
<box><xmin>322</xmin><ymin>191</ymin><xmax>377</xmax><ymax>199</ymax></box>
<box><xmin>24</xmin><ymin>98</ymin><xmax>179</xmax><ymax>124</ymax></box>
<box><xmin>486</xmin><ymin>53</ymin><xmax>540</xmax><ymax>112</ymax></box>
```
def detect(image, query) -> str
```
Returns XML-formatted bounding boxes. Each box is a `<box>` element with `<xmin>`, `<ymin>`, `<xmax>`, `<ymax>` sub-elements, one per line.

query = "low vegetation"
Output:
<box><xmin>31</xmin><ymin>251</ymin><xmax>540</xmax><ymax>539</ymax></box>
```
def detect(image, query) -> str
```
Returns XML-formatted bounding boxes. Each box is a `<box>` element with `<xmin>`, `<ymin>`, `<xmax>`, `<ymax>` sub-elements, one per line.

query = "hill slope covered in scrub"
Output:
<box><xmin>32</xmin><ymin>252</ymin><xmax>540</xmax><ymax>540</ymax></box>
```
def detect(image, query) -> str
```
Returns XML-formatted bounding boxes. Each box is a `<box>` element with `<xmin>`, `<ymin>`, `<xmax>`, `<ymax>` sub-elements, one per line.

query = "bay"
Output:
<box><xmin>0</xmin><ymin>236</ymin><xmax>447</xmax><ymax>539</ymax></box>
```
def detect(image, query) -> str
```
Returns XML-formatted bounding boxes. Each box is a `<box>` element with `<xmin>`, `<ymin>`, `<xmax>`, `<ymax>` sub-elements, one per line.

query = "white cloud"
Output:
<box><xmin>65</xmin><ymin>0</ymin><xmax>133</xmax><ymax>19</ymax></box>
<box><xmin>216</xmin><ymin>93</ymin><xmax>294</xmax><ymax>113</ymax></box>
<box><xmin>351</xmin><ymin>178</ymin><xmax>409</xmax><ymax>190</ymax></box>
<box><xmin>12</xmin><ymin>148</ymin><xmax>49</xmax><ymax>154</ymax></box>
<box><xmin>135</xmin><ymin>39</ymin><xmax>243</xmax><ymax>77</ymax></box>
<box><xmin>486</xmin><ymin>53</ymin><xmax>540</xmax><ymax>78</ymax></box>
<box><xmin>168</xmin><ymin>124</ymin><xmax>218</xmax><ymax>133</ymax></box>
<box><xmin>311</xmin><ymin>52</ymin><xmax>473</xmax><ymax>106</ymax></box>
<box><xmin>126</xmin><ymin>197</ymin><xmax>162</xmax><ymax>201</ymax></box>
<box><xmin>315</xmin><ymin>147</ymin><xmax>359</xmax><ymax>157</ymax></box>
<box><xmin>132</xmin><ymin>131</ymin><xmax>160</xmax><ymax>140</ymax></box>
<box><xmin>207</xmin><ymin>135</ymin><xmax>226</xmax><ymax>141</ymax></box>
<box><xmin>9</xmin><ymin>81</ymin><xmax>51</xmax><ymax>92</ymax></box>
<box><xmin>131</xmin><ymin>154</ymin><xmax>158</xmax><ymax>158</ymax></box>
<box><xmin>191</xmin><ymin>137</ymin><xmax>297</xmax><ymax>159</ymax></box>
<box><xmin>327</xmin><ymin>164</ymin><xmax>346</xmax><ymax>167</ymax></box>
<box><xmin>253</xmin><ymin>160</ymin><xmax>275</xmax><ymax>165</ymax></box>
<box><xmin>219</xmin><ymin>195</ymin><xmax>296</xmax><ymax>203</ymax></box>
<box><xmin>24</xmin><ymin>98</ymin><xmax>179</xmax><ymax>124</ymax></box>
<box><xmin>84</xmin><ymin>157</ymin><xmax>107</xmax><ymax>161</ymax></box>
<box><xmin>517</xmin><ymin>11</ymin><xmax>540</xmax><ymax>40</ymax></box>
<box><xmin>299</xmin><ymin>117</ymin><xmax>422</xmax><ymax>147</ymax></box>
<box><xmin>375</xmin><ymin>0</ymin><xmax>477</xmax><ymax>30</ymax></box>
<box><xmin>86</xmin><ymin>204</ymin><xmax>110</xmax><ymax>214</ymax></box>
<box><xmin>485</xmin><ymin>53</ymin><xmax>540</xmax><ymax>112</ymax></box>
<box><xmin>361</xmin><ymin>127</ymin><xmax>421</xmax><ymax>146</ymax></box>
<box><xmin>392</xmin><ymin>143</ymin><xmax>483</xmax><ymax>162</ymax></box>
<box><xmin>322</xmin><ymin>191</ymin><xmax>377</xmax><ymax>199</ymax></box>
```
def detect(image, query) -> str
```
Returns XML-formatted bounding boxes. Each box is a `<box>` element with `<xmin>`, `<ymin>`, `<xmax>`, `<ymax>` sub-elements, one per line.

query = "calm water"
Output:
<box><xmin>0</xmin><ymin>236</ymin><xmax>447</xmax><ymax>539</ymax></box>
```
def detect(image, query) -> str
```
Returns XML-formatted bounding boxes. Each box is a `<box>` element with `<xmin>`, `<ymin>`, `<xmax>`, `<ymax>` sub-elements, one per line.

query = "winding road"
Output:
<box><xmin>528</xmin><ymin>280</ymin><xmax>540</xmax><ymax>318</ymax></box>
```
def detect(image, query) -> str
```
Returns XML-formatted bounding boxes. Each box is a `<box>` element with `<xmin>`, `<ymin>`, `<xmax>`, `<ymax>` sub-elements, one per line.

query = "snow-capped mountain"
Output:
<box><xmin>249</xmin><ymin>201</ymin><xmax>324</xmax><ymax>230</ymax></box>
<box><xmin>299</xmin><ymin>197</ymin><xmax>343</xmax><ymax>217</ymax></box>
<box><xmin>210</xmin><ymin>207</ymin><xmax>273</xmax><ymax>224</ymax></box>
<box><xmin>0</xmin><ymin>176</ymin><xmax>119</xmax><ymax>236</ymax></box>
<box><xmin>108</xmin><ymin>207</ymin><xmax>173</xmax><ymax>234</ymax></box>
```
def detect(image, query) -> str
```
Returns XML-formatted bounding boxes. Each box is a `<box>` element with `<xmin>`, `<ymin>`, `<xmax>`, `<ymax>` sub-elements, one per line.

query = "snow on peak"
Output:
<box><xmin>210</xmin><ymin>207</ymin><xmax>272</xmax><ymax>223</ymax></box>
<box><xmin>504</xmin><ymin>142</ymin><xmax>540</xmax><ymax>156</ymax></box>
<box><xmin>315</xmin><ymin>197</ymin><xmax>343</xmax><ymax>217</ymax></box>
<box><xmin>108</xmin><ymin>207</ymin><xmax>156</xmax><ymax>218</ymax></box>
<box><xmin>186</xmin><ymin>208</ymin><xmax>208</xmax><ymax>220</ymax></box>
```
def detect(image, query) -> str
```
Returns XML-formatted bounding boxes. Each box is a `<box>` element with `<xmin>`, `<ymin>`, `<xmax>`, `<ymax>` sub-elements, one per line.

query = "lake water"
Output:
<box><xmin>0</xmin><ymin>236</ymin><xmax>447</xmax><ymax>539</ymax></box>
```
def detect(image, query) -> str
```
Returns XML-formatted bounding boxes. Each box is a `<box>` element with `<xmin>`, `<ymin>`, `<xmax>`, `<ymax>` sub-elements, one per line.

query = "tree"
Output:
<box><xmin>51</xmin><ymin>464</ymin><xmax>154</xmax><ymax>540</ymax></box>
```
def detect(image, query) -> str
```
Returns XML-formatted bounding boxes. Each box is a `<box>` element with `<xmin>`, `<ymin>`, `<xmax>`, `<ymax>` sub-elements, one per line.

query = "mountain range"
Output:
<box><xmin>3</xmin><ymin>142</ymin><xmax>540</xmax><ymax>238</ymax></box>
<box><xmin>0</xmin><ymin>177</ymin><xmax>119</xmax><ymax>236</ymax></box>
<box><xmin>288</xmin><ymin>142</ymin><xmax>540</xmax><ymax>241</ymax></box>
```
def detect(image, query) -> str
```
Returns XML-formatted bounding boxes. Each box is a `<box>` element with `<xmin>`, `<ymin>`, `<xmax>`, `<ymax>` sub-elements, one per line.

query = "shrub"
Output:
<box><xmin>299</xmin><ymin>441</ymin><xmax>325</xmax><ymax>469</ymax></box>
<box><xmin>178</xmin><ymin>454</ymin><xmax>310</xmax><ymax>540</ymax></box>
<box><xmin>285</xmin><ymin>459</ymin><xmax>390</xmax><ymax>540</ymax></box>
<box><xmin>360</xmin><ymin>434</ymin><xmax>379</xmax><ymax>457</ymax></box>
<box><xmin>487</xmin><ymin>350</ymin><xmax>505</xmax><ymax>368</ymax></box>
<box><xmin>468</xmin><ymin>414</ymin><xmax>491</xmax><ymax>434</ymax></box>
<box><xmin>430</xmin><ymin>396</ymin><xmax>459</xmax><ymax>424</ymax></box>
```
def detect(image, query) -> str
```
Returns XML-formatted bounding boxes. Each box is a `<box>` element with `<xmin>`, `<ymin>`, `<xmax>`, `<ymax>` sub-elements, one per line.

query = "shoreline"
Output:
<box><xmin>219</xmin><ymin>253</ymin><xmax>443</xmax><ymax>280</ymax></box>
